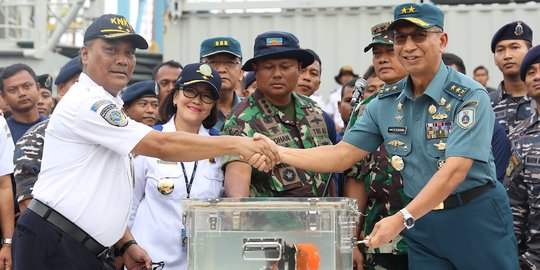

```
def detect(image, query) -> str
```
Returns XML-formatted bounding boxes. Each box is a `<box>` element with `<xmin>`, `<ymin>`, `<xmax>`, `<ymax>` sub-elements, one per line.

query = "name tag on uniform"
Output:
<box><xmin>525</xmin><ymin>155</ymin><xmax>540</xmax><ymax>167</ymax></box>
<box><xmin>388</xmin><ymin>126</ymin><xmax>407</xmax><ymax>135</ymax></box>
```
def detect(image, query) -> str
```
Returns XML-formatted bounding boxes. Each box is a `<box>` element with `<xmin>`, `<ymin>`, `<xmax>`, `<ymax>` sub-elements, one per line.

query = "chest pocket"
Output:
<box><xmin>425</xmin><ymin>120</ymin><xmax>452</xmax><ymax>159</ymax></box>
<box><xmin>200</xmin><ymin>160</ymin><xmax>224</xmax><ymax>197</ymax></box>
<box><xmin>147</xmin><ymin>161</ymin><xmax>185</xmax><ymax>200</ymax></box>
<box><xmin>384</xmin><ymin>136</ymin><xmax>413</xmax><ymax>157</ymax></box>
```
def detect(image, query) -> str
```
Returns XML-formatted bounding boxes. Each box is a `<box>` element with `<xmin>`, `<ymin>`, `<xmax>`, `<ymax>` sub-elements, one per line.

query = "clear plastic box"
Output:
<box><xmin>182</xmin><ymin>197</ymin><xmax>359</xmax><ymax>270</ymax></box>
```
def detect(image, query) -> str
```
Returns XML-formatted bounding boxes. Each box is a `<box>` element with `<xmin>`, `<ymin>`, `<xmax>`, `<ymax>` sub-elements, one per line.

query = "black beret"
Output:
<box><xmin>121</xmin><ymin>80</ymin><xmax>159</xmax><ymax>104</ymax></box>
<box><xmin>520</xmin><ymin>45</ymin><xmax>540</xmax><ymax>81</ymax></box>
<box><xmin>55</xmin><ymin>56</ymin><xmax>82</xmax><ymax>85</ymax></box>
<box><xmin>244</xmin><ymin>72</ymin><xmax>256</xmax><ymax>88</ymax></box>
<box><xmin>491</xmin><ymin>21</ymin><xmax>533</xmax><ymax>53</ymax></box>
<box><xmin>37</xmin><ymin>74</ymin><xmax>53</xmax><ymax>91</ymax></box>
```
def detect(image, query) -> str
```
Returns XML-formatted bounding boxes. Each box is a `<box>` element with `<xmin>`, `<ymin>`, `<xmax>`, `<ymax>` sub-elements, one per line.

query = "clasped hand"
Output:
<box><xmin>239</xmin><ymin>133</ymin><xmax>280</xmax><ymax>172</ymax></box>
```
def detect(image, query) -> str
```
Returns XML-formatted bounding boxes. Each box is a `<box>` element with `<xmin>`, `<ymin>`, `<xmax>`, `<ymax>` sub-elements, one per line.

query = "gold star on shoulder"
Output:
<box><xmin>392</xmin><ymin>85</ymin><xmax>398</xmax><ymax>90</ymax></box>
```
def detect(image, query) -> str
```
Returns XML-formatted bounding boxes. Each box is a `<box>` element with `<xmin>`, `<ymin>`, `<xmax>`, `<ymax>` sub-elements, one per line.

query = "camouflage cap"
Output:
<box><xmin>364</xmin><ymin>22</ymin><xmax>393</xmax><ymax>53</ymax></box>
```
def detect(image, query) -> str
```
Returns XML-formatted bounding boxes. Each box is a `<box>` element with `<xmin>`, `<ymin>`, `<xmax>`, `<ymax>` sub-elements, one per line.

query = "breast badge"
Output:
<box><xmin>157</xmin><ymin>178</ymin><xmax>174</xmax><ymax>195</ymax></box>
<box><xmin>391</xmin><ymin>156</ymin><xmax>405</xmax><ymax>171</ymax></box>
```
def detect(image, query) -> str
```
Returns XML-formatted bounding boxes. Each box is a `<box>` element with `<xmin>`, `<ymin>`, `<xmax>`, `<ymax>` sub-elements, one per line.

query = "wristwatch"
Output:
<box><xmin>1</xmin><ymin>238</ymin><xmax>12</xmax><ymax>245</ymax></box>
<box><xmin>400</xmin><ymin>208</ymin><xmax>415</xmax><ymax>229</ymax></box>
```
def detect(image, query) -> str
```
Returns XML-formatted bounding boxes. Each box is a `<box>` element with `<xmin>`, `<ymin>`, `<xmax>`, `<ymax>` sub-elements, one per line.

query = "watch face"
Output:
<box><xmin>405</xmin><ymin>218</ymin><xmax>414</xmax><ymax>227</ymax></box>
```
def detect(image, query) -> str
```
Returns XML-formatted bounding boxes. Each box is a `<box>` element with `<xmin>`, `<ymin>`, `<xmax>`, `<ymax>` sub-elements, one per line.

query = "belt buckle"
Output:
<box><xmin>96</xmin><ymin>247</ymin><xmax>111</xmax><ymax>260</ymax></box>
<box><xmin>433</xmin><ymin>202</ymin><xmax>444</xmax><ymax>211</ymax></box>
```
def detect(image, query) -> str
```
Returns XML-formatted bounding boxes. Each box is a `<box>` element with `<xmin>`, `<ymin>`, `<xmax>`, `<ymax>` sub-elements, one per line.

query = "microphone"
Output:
<box><xmin>350</xmin><ymin>78</ymin><xmax>367</xmax><ymax>108</ymax></box>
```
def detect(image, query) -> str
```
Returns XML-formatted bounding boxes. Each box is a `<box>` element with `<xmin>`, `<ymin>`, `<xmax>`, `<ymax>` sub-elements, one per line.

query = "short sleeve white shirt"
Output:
<box><xmin>32</xmin><ymin>73</ymin><xmax>153</xmax><ymax>246</ymax></box>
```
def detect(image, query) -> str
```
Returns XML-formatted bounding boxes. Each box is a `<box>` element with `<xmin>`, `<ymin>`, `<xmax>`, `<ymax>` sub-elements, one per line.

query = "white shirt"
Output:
<box><xmin>0</xmin><ymin>117</ymin><xmax>14</xmax><ymax>176</ymax></box>
<box><xmin>309</xmin><ymin>91</ymin><xmax>325</xmax><ymax>107</ymax></box>
<box><xmin>326</xmin><ymin>86</ymin><xmax>344</xmax><ymax>129</ymax></box>
<box><xmin>33</xmin><ymin>73</ymin><xmax>153</xmax><ymax>246</ymax></box>
<box><xmin>129</xmin><ymin>117</ymin><xmax>224</xmax><ymax>270</ymax></box>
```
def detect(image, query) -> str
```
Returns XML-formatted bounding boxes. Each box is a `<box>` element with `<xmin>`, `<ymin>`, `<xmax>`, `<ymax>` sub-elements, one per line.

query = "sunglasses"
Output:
<box><xmin>391</xmin><ymin>30</ymin><xmax>442</xmax><ymax>45</ymax></box>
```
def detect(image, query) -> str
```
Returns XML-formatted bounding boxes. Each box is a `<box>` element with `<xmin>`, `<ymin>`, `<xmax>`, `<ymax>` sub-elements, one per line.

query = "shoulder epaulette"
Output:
<box><xmin>444</xmin><ymin>82</ymin><xmax>470</xmax><ymax>100</ymax></box>
<box><xmin>378</xmin><ymin>83</ymin><xmax>403</xmax><ymax>99</ymax></box>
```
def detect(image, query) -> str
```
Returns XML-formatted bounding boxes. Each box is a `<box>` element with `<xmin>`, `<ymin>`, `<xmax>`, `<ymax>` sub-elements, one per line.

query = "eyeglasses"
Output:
<box><xmin>180</xmin><ymin>87</ymin><xmax>215</xmax><ymax>104</ymax></box>
<box><xmin>392</xmin><ymin>30</ymin><xmax>442</xmax><ymax>45</ymax></box>
<box><xmin>201</xmin><ymin>60</ymin><xmax>241</xmax><ymax>69</ymax></box>
<box><xmin>148</xmin><ymin>261</ymin><xmax>165</xmax><ymax>270</ymax></box>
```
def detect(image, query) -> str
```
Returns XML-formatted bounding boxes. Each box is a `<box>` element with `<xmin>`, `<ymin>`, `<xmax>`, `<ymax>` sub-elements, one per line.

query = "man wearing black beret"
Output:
<box><xmin>490</xmin><ymin>21</ymin><xmax>534</xmax><ymax>135</ymax></box>
<box><xmin>505</xmin><ymin>44</ymin><xmax>540</xmax><ymax>270</ymax></box>
<box><xmin>121</xmin><ymin>80</ymin><xmax>159</xmax><ymax>126</ymax></box>
<box><xmin>36</xmin><ymin>74</ymin><xmax>55</xmax><ymax>116</ymax></box>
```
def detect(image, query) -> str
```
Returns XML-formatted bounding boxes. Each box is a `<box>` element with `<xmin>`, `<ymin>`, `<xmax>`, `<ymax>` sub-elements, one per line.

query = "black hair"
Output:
<box><xmin>158</xmin><ymin>84</ymin><xmax>218</xmax><ymax>129</ymax></box>
<box><xmin>0</xmin><ymin>63</ymin><xmax>37</xmax><ymax>91</ymax></box>
<box><xmin>152</xmin><ymin>60</ymin><xmax>183</xmax><ymax>80</ymax></box>
<box><xmin>341</xmin><ymin>77</ymin><xmax>358</xmax><ymax>99</ymax></box>
<box><xmin>442</xmin><ymin>52</ymin><xmax>466</xmax><ymax>74</ymax></box>
<box><xmin>362</xmin><ymin>65</ymin><xmax>376</xmax><ymax>81</ymax></box>
<box><xmin>473</xmin><ymin>65</ymin><xmax>488</xmax><ymax>75</ymax></box>
<box><xmin>305</xmin><ymin>48</ymin><xmax>322</xmax><ymax>75</ymax></box>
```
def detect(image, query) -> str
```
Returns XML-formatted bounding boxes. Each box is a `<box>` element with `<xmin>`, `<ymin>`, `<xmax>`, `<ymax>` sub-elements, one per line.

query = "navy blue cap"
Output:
<box><xmin>389</xmin><ymin>3</ymin><xmax>444</xmax><ymax>30</ymax></box>
<box><xmin>520</xmin><ymin>44</ymin><xmax>540</xmax><ymax>81</ymax></box>
<box><xmin>175</xmin><ymin>63</ymin><xmax>221</xmax><ymax>99</ymax></box>
<box><xmin>491</xmin><ymin>21</ymin><xmax>532</xmax><ymax>53</ymax></box>
<box><xmin>200</xmin><ymin>37</ymin><xmax>242</xmax><ymax>59</ymax></box>
<box><xmin>121</xmin><ymin>80</ymin><xmax>159</xmax><ymax>104</ymax></box>
<box><xmin>55</xmin><ymin>56</ymin><xmax>82</xmax><ymax>85</ymax></box>
<box><xmin>242</xmin><ymin>31</ymin><xmax>314</xmax><ymax>71</ymax></box>
<box><xmin>84</xmin><ymin>14</ymin><xmax>148</xmax><ymax>49</ymax></box>
<box><xmin>244</xmin><ymin>72</ymin><xmax>256</xmax><ymax>88</ymax></box>
<box><xmin>37</xmin><ymin>74</ymin><xmax>53</xmax><ymax>91</ymax></box>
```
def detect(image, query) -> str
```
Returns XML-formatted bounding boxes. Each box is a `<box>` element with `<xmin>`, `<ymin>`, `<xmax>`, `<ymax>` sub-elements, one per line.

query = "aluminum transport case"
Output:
<box><xmin>182</xmin><ymin>197</ymin><xmax>359</xmax><ymax>270</ymax></box>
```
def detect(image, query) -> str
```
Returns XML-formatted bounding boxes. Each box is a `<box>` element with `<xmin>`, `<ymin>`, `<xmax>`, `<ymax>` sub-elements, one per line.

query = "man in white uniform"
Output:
<box><xmin>12</xmin><ymin>14</ymin><xmax>278</xmax><ymax>270</ymax></box>
<box><xmin>0</xmin><ymin>116</ymin><xmax>14</xmax><ymax>270</ymax></box>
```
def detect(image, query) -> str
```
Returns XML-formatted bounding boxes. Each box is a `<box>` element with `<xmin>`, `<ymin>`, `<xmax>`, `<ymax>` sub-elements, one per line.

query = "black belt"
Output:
<box><xmin>433</xmin><ymin>182</ymin><xmax>494</xmax><ymax>210</ymax></box>
<box><xmin>28</xmin><ymin>199</ymin><xmax>111</xmax><ymax>259</ymax></box>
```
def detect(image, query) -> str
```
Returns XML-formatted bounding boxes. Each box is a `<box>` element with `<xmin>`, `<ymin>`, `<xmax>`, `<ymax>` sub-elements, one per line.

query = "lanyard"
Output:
<box><xmin>180</xmin><ymin>161</ymin><xmax>198</xmax><ymax>198</ymax></box>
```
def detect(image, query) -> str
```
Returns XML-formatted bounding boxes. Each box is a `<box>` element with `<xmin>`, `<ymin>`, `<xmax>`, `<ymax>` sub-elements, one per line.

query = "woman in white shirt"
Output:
<box><xmin>129</xmin><ymin>63</ymin><xmax>224</xmax><ymax>269</ymax></box>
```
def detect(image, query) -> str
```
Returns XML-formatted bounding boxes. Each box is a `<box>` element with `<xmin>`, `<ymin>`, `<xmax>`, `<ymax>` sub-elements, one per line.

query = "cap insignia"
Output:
<box><xmin>401</xmin><ymin>6</ymin><xmax>416</xmax><ymax>14</ymax></box>
<box><xmin>215</xmin><ymin>40</ymin><xmax>229</xmax><ymax>47</ymax></box>
<box><xmin>266</xmin><ymin>37</ymin><xmax>283</xmax><ymax>47</ymax></box>
<box><xmin>197</xmin><ymin>64</ymin><xmax>214</xmax><ymax>79</ymax></box>
<box><xmin>515</xmin><ymin>22</ymin><xmax>524</xmax><ymax>36</ymax></box>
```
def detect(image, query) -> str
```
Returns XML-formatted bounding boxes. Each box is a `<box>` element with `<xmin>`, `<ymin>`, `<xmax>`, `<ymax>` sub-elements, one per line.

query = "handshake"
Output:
<box><xmin>238</xmin><ymin>133</ymin><xmax>281</xmax><ymax>172</ymax></box>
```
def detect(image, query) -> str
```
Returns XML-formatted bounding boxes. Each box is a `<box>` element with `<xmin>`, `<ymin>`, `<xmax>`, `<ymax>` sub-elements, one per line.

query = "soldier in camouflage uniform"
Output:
<box><xmin>505</xmin><ymin>45</ymin><xmax>540</xmax><ymax>269</ymax></box>
<box><xmin>13</xmin><ymin>56</ymin><xmax>81</xmax><ymax>213</ymax></box>
<box><xmin>222</xmin><ymin>31</ymin><xmax>333</xmax><ymax>197</ymax></box>
<box><xmin>345</xmin><ymin>22</ymin><xmax>410</xmax><ymax>270</ymax></box>
<box><xmin>490</xmin><ymin>21</ymin><xmax>534</xmax><ymax>134</ymax></box>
